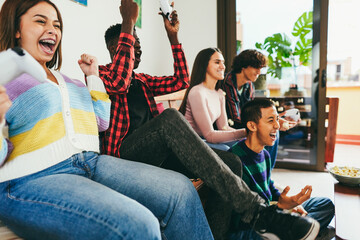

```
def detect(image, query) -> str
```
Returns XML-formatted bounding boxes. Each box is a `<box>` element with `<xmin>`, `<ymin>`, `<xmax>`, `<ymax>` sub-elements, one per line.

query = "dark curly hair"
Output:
<box><xmin>104</xmin><ymin>23</ymin><xmax>122</xmax><ymax>49</ymax></box>
<box><xmin>231</xmin><ymin>49</ymin><xmax>267</xmax><ymax>73</ymax></box>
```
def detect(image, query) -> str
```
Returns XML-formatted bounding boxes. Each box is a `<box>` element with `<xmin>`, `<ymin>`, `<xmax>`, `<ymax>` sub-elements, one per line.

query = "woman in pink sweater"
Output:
<box><xmin>179</xmin><ymin>48</ymin><xmax>246</xmax><ymax>150</ymax></box>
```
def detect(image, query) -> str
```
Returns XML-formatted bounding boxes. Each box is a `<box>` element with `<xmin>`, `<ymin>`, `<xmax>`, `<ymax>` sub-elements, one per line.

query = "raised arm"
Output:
<box><xmin>99</xmin><ymin>0</ymin><xmax>139</xmax><ymax>94</ymax></box>
<box><xmin>78</xmin><ymin>54</ymin><xmax>111</xmax><ymax>132</ymax></box>
<box><xmin>145</xmin><ymin>8</ymin><xmax>189</xmax><ymax>96</ymax></box>
<box><xmin>140</xmin><ymin>45</ymin><xmax>189</xmax><ymax>96</ymax></box>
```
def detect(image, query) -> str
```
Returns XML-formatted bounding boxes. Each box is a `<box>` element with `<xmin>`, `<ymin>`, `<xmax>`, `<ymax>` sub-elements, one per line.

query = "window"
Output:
<box><xmin>218</xmin><ymin>0</ymin><xmax>329</xmax><ymax>170</ymax></box>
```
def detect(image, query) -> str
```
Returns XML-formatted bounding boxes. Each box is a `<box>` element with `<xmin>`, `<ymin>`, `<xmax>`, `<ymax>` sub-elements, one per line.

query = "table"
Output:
<box><xmin>334</xmin><ymin>183</ymin><xmax>360</xmax><ymax>240</ymax></box>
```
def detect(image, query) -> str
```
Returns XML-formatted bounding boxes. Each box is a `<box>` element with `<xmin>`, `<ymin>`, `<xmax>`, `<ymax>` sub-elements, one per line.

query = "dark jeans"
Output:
<box><xmin>203</xmin><ymin>148</ymin><xmax>245</xmax><ymax>240</ymax></box>
<box><xmin>120</xmin><ymin>108</ymin><xmax>265</xmax><ymax>225</ymax></box>
<box><xmin>162</xmin><ymin>147</ymin><xmax>244</xmax><ymax>240</ymax></box>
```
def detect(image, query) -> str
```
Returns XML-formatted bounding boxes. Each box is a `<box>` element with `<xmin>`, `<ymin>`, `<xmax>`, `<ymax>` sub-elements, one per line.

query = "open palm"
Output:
<box><xmin>277</xmin><ymin>185</ymin><xmax>312</xmax><ymax>210</ymax></box>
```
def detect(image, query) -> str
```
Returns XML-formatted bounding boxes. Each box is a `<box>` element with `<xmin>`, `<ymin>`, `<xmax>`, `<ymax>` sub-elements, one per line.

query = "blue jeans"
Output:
<box><xmin>302</xmin><ymin>197</ymin><xmax>334</xmax><ymax>230</ymax></box>
<box><xmin>228</xmin><ymin>197</ymin><xmax>335</xmax><ymax>240</ymax></box>
<box><xmin>203</xmin><ymin>139</ymin><xmax>239</xmax><ymax>151</ymax></box>
<box><xmin>0</xmin><ymin>152</ymin><xmax>213</xmax><ymax>240</ymax></box>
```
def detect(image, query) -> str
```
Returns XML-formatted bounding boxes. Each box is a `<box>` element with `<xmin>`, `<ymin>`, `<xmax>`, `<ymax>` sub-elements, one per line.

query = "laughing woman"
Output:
<box><xmin>0</xmin><ymin>0</ymin><xmax>214</xmax><ymax>239</ymax></box>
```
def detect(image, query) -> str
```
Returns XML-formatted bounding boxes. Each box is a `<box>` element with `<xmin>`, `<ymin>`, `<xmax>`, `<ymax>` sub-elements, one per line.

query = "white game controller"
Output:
<box><xmin>0</xmin><ymin>47</ymin><xmax>47</xmax><ymax>85</ymax></box>
<box><xmin>159</xmin><ymin>0</ymin><xmax>172</xmax><ymax>21</ymax></box>
<box><xmin>284</xmin><ymin>108</ymin><xmax>300</xmax><ymax>122</ymax></box>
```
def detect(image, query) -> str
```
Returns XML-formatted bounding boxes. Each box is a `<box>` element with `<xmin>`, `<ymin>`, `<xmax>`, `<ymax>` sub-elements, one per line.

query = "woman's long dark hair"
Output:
<box><xmin>179</xmin><ymin>47</ymin><xmax>223</xmax><ymax>114</ymax></box>
<box><xmin>0</xmin><ymin>0</ymin><xmax>63</xmax><ymax>69</ymax></box>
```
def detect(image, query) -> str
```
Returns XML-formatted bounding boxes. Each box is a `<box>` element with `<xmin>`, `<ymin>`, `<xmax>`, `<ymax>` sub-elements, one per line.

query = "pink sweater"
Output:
<box><xmin>184</xmin><ymin>83</ymin><xmax>245</xmax><ymax>143</ymax></box>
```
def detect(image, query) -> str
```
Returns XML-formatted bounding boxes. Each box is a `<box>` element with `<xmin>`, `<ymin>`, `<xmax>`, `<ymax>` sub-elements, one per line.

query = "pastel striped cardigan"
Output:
<box><xmin>0</xmin><ymin>70</ymin><xmax>111</xmax><ymax>182</ymax></box>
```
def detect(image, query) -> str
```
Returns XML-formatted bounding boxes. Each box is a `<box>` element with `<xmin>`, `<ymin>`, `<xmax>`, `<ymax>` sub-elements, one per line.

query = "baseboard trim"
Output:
<box><xmin>336</xmin><ymin>134</ymin><xmax>360</xmax><ymax>145</ymax></box>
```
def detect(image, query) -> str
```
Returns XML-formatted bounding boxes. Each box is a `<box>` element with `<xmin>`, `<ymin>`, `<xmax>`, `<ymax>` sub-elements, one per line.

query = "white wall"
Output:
<box><xmin>139</xmin><ymin>0</ymin><xmax>217</xmax><ymax>76</ymax></box>
<box><xmin>0</xmin><ymin>0</ymin><xmax>217</xmax><ymax>80</ymax></box>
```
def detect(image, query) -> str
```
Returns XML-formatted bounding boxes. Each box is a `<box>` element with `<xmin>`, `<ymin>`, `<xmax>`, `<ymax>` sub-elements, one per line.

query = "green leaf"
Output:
<box><xmin>255</xmin><ymin>42</ymin><xmax>262</xmax><ymax>49</ymax></box>
<box><xmin>236</xmin><ymin>40</ymin><xmax>242</xmax><ymax>53</ymax></box>
<box><xmin>254</xmin><ymin>11</ymin><xmax>313</xmax><ymax>79</ymax></box>
<box><xmin>292</xmin><ymin>11</ymin><xmax>313</xmax><ymax>38</ymax></box>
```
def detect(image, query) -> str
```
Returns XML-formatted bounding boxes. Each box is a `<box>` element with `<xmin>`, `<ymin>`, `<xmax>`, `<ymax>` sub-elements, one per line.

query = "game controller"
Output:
<box><xmin>284</xmin><ymin>108</ymin><xmax>300</xmax><ymax>122</ymax></box>
<box><xmin>159</xmin><ymin>0</ymin><xmax>172</xmax><ymax>21</ymax></box>
<box><xmin>0</xmin><ymin>47</ymin><xmax>47</xmax><ymax>85</ymax></box>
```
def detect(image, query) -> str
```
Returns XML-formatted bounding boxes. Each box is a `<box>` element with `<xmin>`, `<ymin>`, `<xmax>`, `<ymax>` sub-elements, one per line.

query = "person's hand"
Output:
<box><xmin>78</xmin><ymin>54</ymin><xmax>99</xmax><ymax>77</ymax></box>
<box><xmin>277</xmin><ymin>185</ymin><xmax>312</xmax><ymax>210</ymax></box>
<box><xmin>291</xmin><ymin>205</ymin><xmax>308</xmax><ymax>216</ymax></box>
<box><xmin>119</xmin><ymin>0</ymin><xmax>139</xmax><ymax>34</ymax></box>
<box><xmin>160</xmin><ymin>3</ymin><xmax>180</xmax><ymax>45</ymax></box>
<box><xmin>284</xmin><ymin>115</ymin><xmax>301</xmax><ymax>122</ymax></box>
<box><xmin>0</xmin><ymin>86</ymin><xmax>11</xmax><ymax>123</ymax></box>
<box><xmin>279</xmin><ymin>117</ymin><xmax>298</xmax><ymax>131</ymax></box>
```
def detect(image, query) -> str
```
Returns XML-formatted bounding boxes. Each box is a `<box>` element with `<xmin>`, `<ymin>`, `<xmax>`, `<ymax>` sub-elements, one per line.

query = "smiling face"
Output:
<box><xmin>205</xmin><ymin>51</ymin><xmax>225</xmax><ymax>82</ymax></box>
<box><xmin>250</xmin><ymin>106</ymin><xmax>280</xmax><ymax>148</ymax></box>
<box><xmin>15</xmin><ymin>1</ymin><xmax>61</xmax><ymax>67</ymax></box>
<box><xmin>242</xmin><ymin>66</ymin><xmax>262</xmax><ymax>83</ymax></box>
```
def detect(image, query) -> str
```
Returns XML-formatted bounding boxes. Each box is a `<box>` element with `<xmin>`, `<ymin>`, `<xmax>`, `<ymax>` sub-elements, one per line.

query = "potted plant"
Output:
<box><xmin>255</xmin><ymin>11</ymin><xmax>313</xmax><ymax>81</ymax></box>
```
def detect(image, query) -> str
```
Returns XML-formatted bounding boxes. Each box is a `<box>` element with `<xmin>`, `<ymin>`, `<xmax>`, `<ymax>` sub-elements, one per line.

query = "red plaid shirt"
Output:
<box><xmin>99</xmin><ymin>32</ymin><xmax>189</xmax><ymax>157</ymax></box>
<box><xmin>222</xmin><ymin>71</ymin><xmax>255</xmax><ymax>129</ymax></box>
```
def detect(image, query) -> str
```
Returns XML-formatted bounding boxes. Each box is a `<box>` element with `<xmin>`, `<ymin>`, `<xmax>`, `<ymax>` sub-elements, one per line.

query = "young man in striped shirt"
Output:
<box><xmin>230</xmin><ymin>99</ymin><xmax>334</xmax><ymax>239</ymax></box>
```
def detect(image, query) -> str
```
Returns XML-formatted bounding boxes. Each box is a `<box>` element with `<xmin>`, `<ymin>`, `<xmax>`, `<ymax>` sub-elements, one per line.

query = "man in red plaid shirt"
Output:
<box><xmin>99</xmin><ymin>7</ymin><xmax>189</xmax><ymax>158</ymax></box>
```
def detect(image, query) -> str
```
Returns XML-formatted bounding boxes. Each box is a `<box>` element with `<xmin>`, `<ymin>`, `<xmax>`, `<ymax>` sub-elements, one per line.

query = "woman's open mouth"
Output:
<box><xmin>39</xmin><ymin>39</ymin><xmax>56</xmax><ymax>54</ymax></box>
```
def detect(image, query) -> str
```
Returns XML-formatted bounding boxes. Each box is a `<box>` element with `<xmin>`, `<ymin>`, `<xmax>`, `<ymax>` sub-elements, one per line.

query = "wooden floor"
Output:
<box><xmin>273</xmin><ymin>143</ymin><xmax>360</xmax><ymax>195</ymax></box>
<box><xmin>272</xmin><ymin>143</ymin><xmax>360</xmax><ymax>237</ymax></box>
